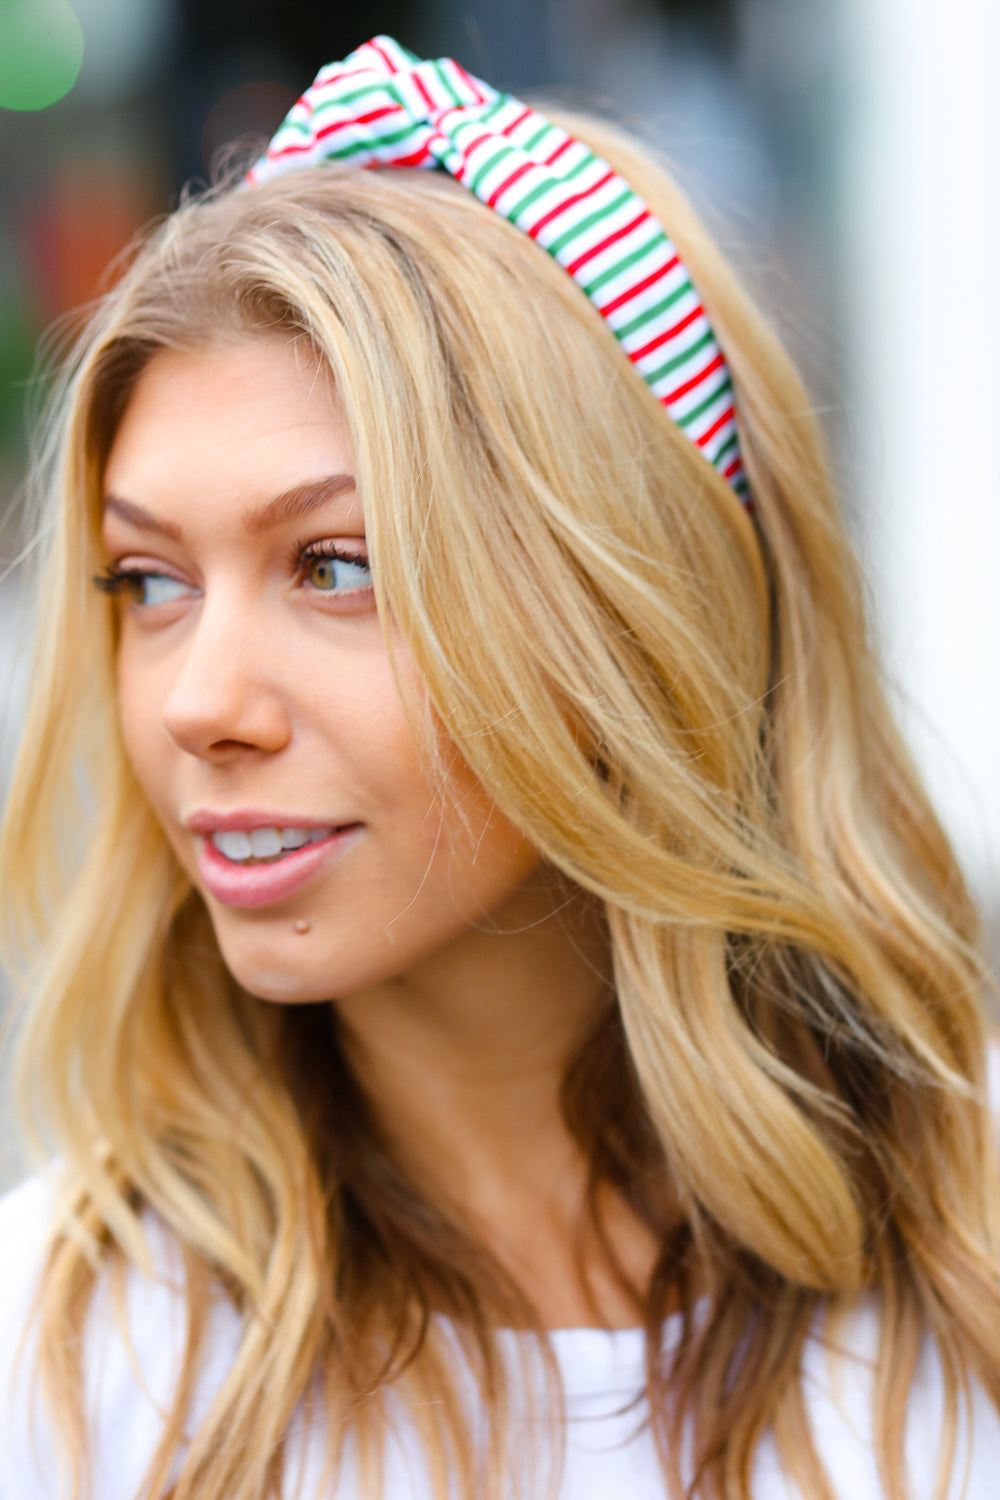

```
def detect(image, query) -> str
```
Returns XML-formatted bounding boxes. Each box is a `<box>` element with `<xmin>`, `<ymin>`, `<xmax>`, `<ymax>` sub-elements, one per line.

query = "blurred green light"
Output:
<box><xmin>0</xmin><ymin>0</ymin><xmax>84</xmax><ymax>111</ymax></box>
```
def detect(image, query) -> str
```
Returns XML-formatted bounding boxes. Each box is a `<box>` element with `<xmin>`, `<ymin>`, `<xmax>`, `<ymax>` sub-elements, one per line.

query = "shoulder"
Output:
<box><xmin>0</xmin><ymin>1169</ymin><xmax>56</xmax><ymax>1265</ymax></box>
<box><xmin>0</xmin><ymin>1170</ymin><xmax>243</xmax><ymax>1500</ymax></box>
<box><xmin>757</xmin><ymin>1299</ymin><xmax>1000</xmax><ymax>1499</ymax></box>
<box><xmin>0</xmin><ymin>1170</ymin><xmax>59</xmax><ymax>1368</ymax></box>
<box><xmin>752</xmin><ymin>1040</ymin><xmax>1000</xmax><ymax>1498</ymax></box>
<box><xmin>0</xmin><ymin>1171</ymin><xmax>62</xmax><ymax>1500</ymax></box>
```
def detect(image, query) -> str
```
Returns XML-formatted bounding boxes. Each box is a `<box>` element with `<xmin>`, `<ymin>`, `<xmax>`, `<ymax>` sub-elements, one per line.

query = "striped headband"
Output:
<box><xmin>248</xmin><ymin>35</ymin><xmax>749</xmax><ymax>502</ymax></box>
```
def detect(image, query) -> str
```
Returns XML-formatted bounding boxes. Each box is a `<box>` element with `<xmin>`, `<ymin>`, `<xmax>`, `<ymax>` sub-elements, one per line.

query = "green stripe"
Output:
<box><xmin>552</xmin><ymin>146</ymin><xmax>597</xmax><ymax>184</ymax></box>
<box><xmin>476</xmin><ymin>97</ymin><xmax>507</xmax><ymax>128</ymax></box>
<box><xmin>505</xmin><ymin>147</ymin><xmax>597</xmax><ymax>222</ymax></box>
<box><xmin>310</xmin><ymin>81</ymin><xmax>389</xmax><ymax>118</ymax></box>
<box><xmin>615</xmin><ymin>278</ymin><xmax>692</xmax><ymax>342</ymax></box>
<box><xmin>432</xmin><ymin>60</ymin><xmax>463</xmax><ymax>108</ymax></box>
<box><xmin>713</xmin><ymin>432</ymin><xmax>739</xmax><ymax>465</ymax></box>
<box><xmin>329</xmin><ymin>123</ymin><xmax>424</xmax><ymax>160</ymax></box>
<box><xmin>278</xmin><ymin>116</ymin><xmax>313</xmax><ymax>138</ymax></box>
<box><xmin>676</xmin><ymin>375</ymin><xmax>732</xmax><ymax>429</ymax></box>
<box><xmin>522</xmin><ymin>120</ymin><xmax>554</xmax><ymax>154</ymax></box>
<box><xmin>582</xmin><ymin>229</ymin><xmax>667</xmax><ymax>297</ymax></box>
<box><xmin>547</xmin><ymin>185</ymin><xmax>632</xmax><ymax>257</ymax></box>
<box><xmin>504</xmin><ymin>175</ymin><xmax>558</xmax><ymax>222</ymax></box>
<box><xmin>642</xmin><ymin>329</ymin><xmax>713</xmax><ymax>387</ymax></box>
<box><xmin>469</xmin><ymin>142</ymin><xmax>515</xmax><ymax>193</ymax></box>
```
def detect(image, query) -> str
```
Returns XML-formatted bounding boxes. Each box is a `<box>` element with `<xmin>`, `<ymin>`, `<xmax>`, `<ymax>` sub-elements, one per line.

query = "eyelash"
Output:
<box><xmin>93</xmin><ymin>565</ymin><xmax>160</xmax><ymax>602</ymax></box>
<box><xmin>289</xmin><ymin>538</ymin><xmax>373</xmax><ymax>594</ymax></box>
<box><xmin>92</xmin><ymin>540</ymin><xmax>373</xmax><ymax>603</ymax></box>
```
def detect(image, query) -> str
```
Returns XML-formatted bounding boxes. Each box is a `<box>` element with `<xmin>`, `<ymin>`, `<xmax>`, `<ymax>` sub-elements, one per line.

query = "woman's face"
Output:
<box><xmin>102</xmin><ymin>335</ymin><xmax>542</xmax><ymax>1002</ymax></box>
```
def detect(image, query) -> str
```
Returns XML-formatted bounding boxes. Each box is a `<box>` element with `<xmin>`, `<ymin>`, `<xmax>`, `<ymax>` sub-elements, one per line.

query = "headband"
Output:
<box><xmin>247</xmin><ymin>35</ymin><xmax>749</xmax><ymax>502</ymax></box>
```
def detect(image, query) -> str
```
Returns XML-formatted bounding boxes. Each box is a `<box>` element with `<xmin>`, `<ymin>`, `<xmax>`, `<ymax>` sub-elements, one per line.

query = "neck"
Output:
<box><xmin>335</xmin><ymin>865</ymin><xmax>609</xmax><ymax>1203</ymax></box>
<box><xmin>332</xmin><ymin>866</ymin><xmax>658</xmax><ymax>1326</ymax></box>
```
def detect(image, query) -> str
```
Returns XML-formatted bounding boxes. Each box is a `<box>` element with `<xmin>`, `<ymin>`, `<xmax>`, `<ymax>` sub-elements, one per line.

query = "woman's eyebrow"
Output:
<box><xmin>243</xmin><ymin>474</ymin><xmax>356</xmax><ymax>534</ymax></box>
<box><xmin>101</xmin><ymin>474</ymin><xmax>357</xmax><ymax>542</ymax></box>
<box><xmin>102</xmin><ymin>495</ymin><xmax>182</xmax><ymax>540</ymax></box>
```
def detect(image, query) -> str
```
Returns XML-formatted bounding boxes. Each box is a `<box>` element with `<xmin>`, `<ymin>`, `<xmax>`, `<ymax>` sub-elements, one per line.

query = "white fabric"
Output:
<box><xmin>2</xmin><ymin>1171</ymin><xmax>999</xmax><ymax>1499</ymax></box>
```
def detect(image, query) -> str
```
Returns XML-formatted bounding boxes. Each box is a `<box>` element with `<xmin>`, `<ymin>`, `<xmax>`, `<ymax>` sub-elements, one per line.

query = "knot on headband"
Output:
<box><xmin>248</xmin><ymin>35</ymin><xmax>749</xmax><ymax>502</ymax></box>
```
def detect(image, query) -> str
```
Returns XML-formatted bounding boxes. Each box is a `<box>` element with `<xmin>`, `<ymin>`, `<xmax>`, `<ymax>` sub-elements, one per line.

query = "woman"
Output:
<box><xmin>1</xmin><ymin>35</ymin><xmax>998</xmax><ymax>1500</ymax></box>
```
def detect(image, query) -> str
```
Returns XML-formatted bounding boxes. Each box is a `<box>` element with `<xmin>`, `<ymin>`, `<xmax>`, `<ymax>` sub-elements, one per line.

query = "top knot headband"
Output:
<box><xmin>248</xmin><ymin>35</ymin><xmax>749</xmax><ymax>503</ymax></box>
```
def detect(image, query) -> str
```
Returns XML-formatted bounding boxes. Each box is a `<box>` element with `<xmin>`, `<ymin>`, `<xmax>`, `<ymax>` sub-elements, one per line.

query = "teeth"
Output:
<box><xmin>250</xmin><ymin>827</ymin><xmax>282</xmax><ymax>858</ymax></box>
<box><xmin>214</xmin><ymin>830</ymin><xmax>252</xmax><ymax>861</ymax></box>
<box><xmin>210</xmin><ymin>826</ymin><xmax>335</xmax><ymax>864</ymax></box>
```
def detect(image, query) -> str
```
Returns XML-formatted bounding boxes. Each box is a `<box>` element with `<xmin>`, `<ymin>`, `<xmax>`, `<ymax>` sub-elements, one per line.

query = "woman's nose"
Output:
<box><xmin>162</xmin><ymin>595</ymin><xmax>292</xmax><ymax>761</ymax></box>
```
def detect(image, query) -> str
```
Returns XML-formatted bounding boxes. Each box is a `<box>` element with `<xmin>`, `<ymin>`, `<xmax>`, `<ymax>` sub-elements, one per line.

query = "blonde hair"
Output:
<box><xmin>2</xmin><ymin>110</ymin><xmax>999</xmax><ymax>1500</ymax></box>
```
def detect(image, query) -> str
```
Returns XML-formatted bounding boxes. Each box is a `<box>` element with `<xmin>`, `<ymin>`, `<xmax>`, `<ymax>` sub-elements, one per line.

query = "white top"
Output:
<box><xmin>2</xmin><ymin>1171</ymin><xmax>999</xmax><ymax>1499</ymax></box>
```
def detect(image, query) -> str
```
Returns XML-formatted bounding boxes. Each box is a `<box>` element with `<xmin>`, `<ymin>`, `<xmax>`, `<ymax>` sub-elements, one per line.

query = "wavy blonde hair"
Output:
<box><xmin>2</xmin><ymin>111</ymin><xmax>999</xmax><ymax>1500</ymax></box>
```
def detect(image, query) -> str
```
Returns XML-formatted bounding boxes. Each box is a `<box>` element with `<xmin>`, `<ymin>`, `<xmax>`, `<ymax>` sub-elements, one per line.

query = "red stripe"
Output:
<box><xmin>502</xmin><ymin>105</ymin><xmax>533</xmax><ymax>138</ymax></box>
<box><xmin>487</xmin><ymin>159</ymin><xmax>533</xmax><ymax>208</ymax></box>
<box><xmin>270</xmin><ymin>141</ymin><xmax>316</xmax><ymax>161</ymax></box>
<box><xmin>528</xmin><ymin>168</ymin><xmax>614</xmax><ymax>239</ymax></box>
<box><xmin>544</xmin><ymin>136</ymin><xmax>573</xmax><ymax>168</ymax></box>
<box><xmin>600</xmin><ymin>253</ymin><xmax>680</xmax><ymax>316</ymax></box>
<box><xmin>413</xmin><ymin>71</ymin><xmax>437</xmax><ymax>113</ymax></box>
<box><xmin>453</xmin><ymin>60</ymin><xmax>487</xmax><ymax>104</ymax></box>
<box><xmin>723</xmin><ymin>455</ymin><xmax>743</xmax><ymax>481</ymax></box>
<box><xmin>450</xmin><ymin>129</ymin><xmax>495</xmax><ymax>183</ymax></box>
<box><xmin>313</xmin><ymin>68</ymin><xmax>365</xmax><ymax>90</ymax></box>
<box><xmin>665</xmin><ymin>351</ymin><xmax>724</xmax><ymax>406</ymax></box>
<box><xmin>566</xmin><ymin>207</ymin><xmax>650</xmax><ymax>276</ymax></box>
<box><xmin>457</xmin><ymin>130</ymin><xmax>494</xmax><ymax>160</ymax></box>
<box><xmin>368</xmin><ymin>39</ymin><xmax>399</xmax><ymax>74</ymax></box>
<box><xmin>315</xmin><ymin>104</ymin><xmax>401</xmax><ymax>143</ymax></box>
<box><xmin>695</xmin><ymin>405</ymin><xmax>736</xmax><ymax>449</ymax></box>
<box><xmin>393</xmin><ymin>142</ymin><xmax>434</xmax><ymax>167</ymax></box>
<box><xmin>631</xmin><ymin>305</ymin><xmax>701</xmax><ymax>363</ymax></box>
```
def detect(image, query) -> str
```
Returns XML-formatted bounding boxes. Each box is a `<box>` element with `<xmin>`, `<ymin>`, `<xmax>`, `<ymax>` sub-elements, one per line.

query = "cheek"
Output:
<box><xmin>116</xmin><ymin>652</ymin><xmax>175</xmax><ymax>819</ymax></box>
<box><xmin>117</xmin><ymin>657</ymin><xmax>150</xmax><ymax>778</ymax></box>
<box><xmin>426</xmin><ymin>757</ymin><xmax>541</xmax><ymax>911</ymax></box>
<box><xmin>372</xmin><ymin>681</ymin><xmax>541</xmax><ymax>908</ymax></box>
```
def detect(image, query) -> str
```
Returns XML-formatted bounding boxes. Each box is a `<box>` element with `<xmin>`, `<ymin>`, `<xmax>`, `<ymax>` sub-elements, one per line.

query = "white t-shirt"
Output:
<box><xmin>2</xmin><ymin>1170</ymin><xmax>999</xmax><ymax>1499</ymax></box>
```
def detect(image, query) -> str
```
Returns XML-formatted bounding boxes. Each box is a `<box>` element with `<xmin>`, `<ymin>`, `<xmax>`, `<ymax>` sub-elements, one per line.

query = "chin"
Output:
<box><xmin>212</xmin><ymin>927</ymin><xmax>335</xmax><ymax>1004</ymax></box>
<box><xmin>237</xmin><ymin>966</ymin><xmax>323</xmax><ymax>1003</ymax></box>
<box><xmin>220</xmin><ymin>948</ymin><xmax>325</xmax><ymax>1001</ymax></box>
<box><xmin>212</xmin><ymin>918</ymin><xmax>408</xmax><ymax>1004</ymax></box>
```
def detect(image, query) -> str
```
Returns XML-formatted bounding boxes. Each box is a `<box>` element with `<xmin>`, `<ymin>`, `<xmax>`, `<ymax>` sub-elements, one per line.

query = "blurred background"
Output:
<box><xmin>1</xmin><ymin>0</ymin><xmax>998</xmax><ymax>963</ymax></box>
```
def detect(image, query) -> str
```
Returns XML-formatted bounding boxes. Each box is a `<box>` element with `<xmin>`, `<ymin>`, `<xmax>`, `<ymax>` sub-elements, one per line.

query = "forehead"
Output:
<box><xmin>102</xmin><ymin>337</ymin><xmax>359</xmax><ymax>529</ymax></box>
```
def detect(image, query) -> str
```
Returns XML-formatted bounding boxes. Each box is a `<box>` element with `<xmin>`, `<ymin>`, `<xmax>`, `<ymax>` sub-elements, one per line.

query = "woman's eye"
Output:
<box><xmin>303</xmin><ymin>550</ymin><xmax>372</xmax><ymax>593</ymax></box>
<box><xmin>94</xmin><ymin>566</ymin><xmax>194</xmax><ymax>607</ymax></box>
<box><xmin>132</xmin><ymin>572</ymin><xmax>191</xmax><ymax>606</ymax></box>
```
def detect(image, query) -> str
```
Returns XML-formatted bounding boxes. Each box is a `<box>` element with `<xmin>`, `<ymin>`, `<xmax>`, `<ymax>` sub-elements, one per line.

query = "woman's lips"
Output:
<box><xmin>198</xmin><ymin>824</ymin><xmax>363</xmax><ymax>908</ymax></box>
